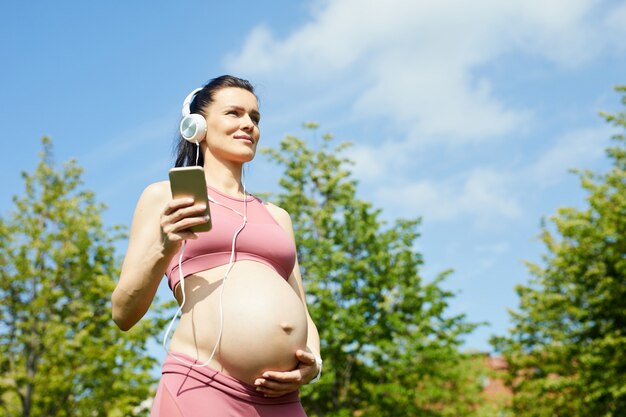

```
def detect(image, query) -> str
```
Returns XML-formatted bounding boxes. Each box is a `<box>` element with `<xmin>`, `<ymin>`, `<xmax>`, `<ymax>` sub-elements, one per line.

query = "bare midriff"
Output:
<box><xmin>168</xmin><ymin>260</ymin><xmax>308</xmax><ymax>385</ymax></box>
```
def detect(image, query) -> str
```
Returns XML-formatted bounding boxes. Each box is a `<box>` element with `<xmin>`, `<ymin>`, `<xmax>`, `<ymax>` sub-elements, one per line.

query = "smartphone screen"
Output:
<box><xmin>168</xmin><ymin>166</ymin><xmax>212</xmax><ymax>233</ymax></box>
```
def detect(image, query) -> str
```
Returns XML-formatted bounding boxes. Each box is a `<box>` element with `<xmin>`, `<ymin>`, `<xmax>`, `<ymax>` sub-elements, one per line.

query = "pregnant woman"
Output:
<box><xmin>111</xmin><ymin>75</ymin><xmax>321</xmax><ymax>416</ymax></box>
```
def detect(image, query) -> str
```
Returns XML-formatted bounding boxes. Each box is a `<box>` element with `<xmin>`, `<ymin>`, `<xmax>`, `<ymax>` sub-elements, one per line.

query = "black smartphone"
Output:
<box><xmin>168</xmin><ymin>166</ymin><xmax>212</xmax><ymax>233</ymax></box>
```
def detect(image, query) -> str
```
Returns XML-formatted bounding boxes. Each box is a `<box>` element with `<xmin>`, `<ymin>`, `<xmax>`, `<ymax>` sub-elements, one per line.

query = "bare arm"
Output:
<box><xmin>111</xmin><ymin>181</ymin><xmax>209</xmax><ymax>330</ymax></box>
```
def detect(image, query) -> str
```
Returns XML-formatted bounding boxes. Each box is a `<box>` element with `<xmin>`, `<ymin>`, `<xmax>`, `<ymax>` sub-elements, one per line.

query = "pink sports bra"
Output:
<box><xmin>165</xmin><ymin>185</ymin><xmax>297</xmax><ymax>292</ymax></box>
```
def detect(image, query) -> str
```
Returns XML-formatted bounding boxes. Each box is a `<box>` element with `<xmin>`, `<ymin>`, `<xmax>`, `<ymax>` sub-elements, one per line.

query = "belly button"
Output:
<box><xmin>280</xmin><ymin>321</ymin><xmax>294</xmax><ymax>335</ymax></box>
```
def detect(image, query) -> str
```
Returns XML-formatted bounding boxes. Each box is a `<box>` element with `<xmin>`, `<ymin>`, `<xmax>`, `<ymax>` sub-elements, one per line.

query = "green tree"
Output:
<box><xmin>263</xmin><ymin>127</ymin><xmax>486</xmax><ymax>417</ymax></box>
<box><xmin>491</xmin><ymin>86</ymin><xmax>626</xmax><ymax>417</ymax></box>
<box><xmin>0</xmin><ymin>138</ymin><xmax>162</xmax><ymax>417</ymax></box>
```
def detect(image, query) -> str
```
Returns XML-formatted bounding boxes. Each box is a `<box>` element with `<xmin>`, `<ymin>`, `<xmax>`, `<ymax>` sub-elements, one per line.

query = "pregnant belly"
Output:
<box><xmin>170</xmin><ymin>261</ymin><xmax>308</xmax><ymax>385</ymax></box>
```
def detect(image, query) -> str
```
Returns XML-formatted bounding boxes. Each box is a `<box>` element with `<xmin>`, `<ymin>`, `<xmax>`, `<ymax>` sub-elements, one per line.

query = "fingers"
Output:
<box><xmin>163</xmin><ymin>197</ymin><xmax>194</xmax><ymax>215</ymax></box>
<box><xmin>254</xmin><ymin>369</ymin><xmax>301</xmax><ymax>397</ymax></box>
<box><xmin>160</xmin><ymin>198</ymin><xmax>210</xmax><ymax>243</ymax></box>
<box><xmin>255</xmin><ymin>384</ymin><xmax>297</xmax><ymax>397</ymax></box>
<box><xmin>254</xmin><ymin>356</ymin><xmax>320</xmax><ymax>396</ymax></box>
<box><xmin>259</xmin><ymin>369</ymin><xmax>302</xmax><ymax>383</ymax></box>
<box><xmin>254</xmin><ymin>374</ymin><xmax>300</xmax><ymax>397</ymax></box>
<box><xmin>296</xmin><ymin>349</ymin><xmax>316</xmax><ymax>365</ymax></box>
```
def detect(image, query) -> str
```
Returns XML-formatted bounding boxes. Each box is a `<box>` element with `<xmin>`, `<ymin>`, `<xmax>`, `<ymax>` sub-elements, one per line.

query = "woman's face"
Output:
<box><xmin>202</xmin><ymin>87</ymin><xmax>260</xmax><ymax>164</ymax></box>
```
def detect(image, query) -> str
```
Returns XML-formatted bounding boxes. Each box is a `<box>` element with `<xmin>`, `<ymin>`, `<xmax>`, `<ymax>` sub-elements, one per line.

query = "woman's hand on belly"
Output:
<box><xmin>253</xmin><ymin>349</ymin><xmax>320</xmax><ymax>397</ymax></box>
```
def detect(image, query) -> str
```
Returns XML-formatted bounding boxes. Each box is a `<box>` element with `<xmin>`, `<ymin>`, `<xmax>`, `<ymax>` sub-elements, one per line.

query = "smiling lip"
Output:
<box><xmin>234</xmin><ymin>134</ymin><xmax>254</xmax><ymax>142</ymax></box>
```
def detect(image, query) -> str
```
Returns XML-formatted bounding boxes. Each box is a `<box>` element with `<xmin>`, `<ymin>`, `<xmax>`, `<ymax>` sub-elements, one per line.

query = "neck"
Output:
<box><xmin>202</xmin><ymin>154</ymin><xmax>246</xmax><ymax>198</ymax></box>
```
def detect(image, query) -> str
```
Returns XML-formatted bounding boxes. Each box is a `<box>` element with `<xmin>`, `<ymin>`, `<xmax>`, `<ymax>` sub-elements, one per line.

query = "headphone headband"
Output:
<box><xmin>180</xmin><ymin>87</ymin><xmax>207</xmax><ymax>143</ymax></box>
<box><xmin>181</xmin><ymin>88</ymin><xmax>203</xmax><ymax>117</ymax></box>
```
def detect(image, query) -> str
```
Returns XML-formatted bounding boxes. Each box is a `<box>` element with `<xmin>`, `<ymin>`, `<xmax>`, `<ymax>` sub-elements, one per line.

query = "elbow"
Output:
<box><xmin>111</xmin><ymin>290</ymin><xmax>137</xmax><ymax>331</ymax></box>
<box><xmin>111</xmin><ymin>305</ymin><xmax>134</xmax><ymax>331</ymax></box>
<box><xmin>112</xmin><ymin>312</ymin><xmax>133</xmax><ymax>332</ymax></box>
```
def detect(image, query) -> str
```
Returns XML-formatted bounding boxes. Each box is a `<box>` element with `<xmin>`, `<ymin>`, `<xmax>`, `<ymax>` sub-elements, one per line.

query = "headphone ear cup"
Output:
<box><xmin>180</xmin><ymin>114</ymin><xmax>207</xmax><ymax>143</ymax></box>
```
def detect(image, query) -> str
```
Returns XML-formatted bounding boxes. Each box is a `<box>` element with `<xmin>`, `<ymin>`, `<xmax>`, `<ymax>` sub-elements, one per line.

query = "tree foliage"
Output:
<box><xmin>492</xmin><ymin>86</ymin><xmax>626</xmax><ymax>417</ymax></box>
<box><xmin>0</xmin><ymin>138</ymin><xmax>162</xmax><ymax>417</ymax></box>
<box><xmin>263</xmin><ymin>128</ymin><xmax>486</xmax><ymax>416</ymax></box>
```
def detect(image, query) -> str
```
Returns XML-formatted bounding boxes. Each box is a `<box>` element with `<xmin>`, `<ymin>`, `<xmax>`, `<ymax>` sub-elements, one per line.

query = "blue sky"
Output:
<box><xmin>2</xmin><ymin>0</ymin><xmax>625</xmax><ymax>361</ymax></box>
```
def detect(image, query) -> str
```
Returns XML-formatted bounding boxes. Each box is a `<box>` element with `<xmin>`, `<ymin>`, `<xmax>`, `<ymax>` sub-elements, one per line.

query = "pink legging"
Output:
<box><xmin>150</xmin><ymin>352</ymin><xmax>308</xmax><ymax>417</ymax></box>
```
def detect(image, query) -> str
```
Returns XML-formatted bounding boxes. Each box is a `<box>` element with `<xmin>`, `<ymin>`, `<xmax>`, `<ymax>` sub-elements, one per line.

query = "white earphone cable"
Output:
<box><xmin>162</xmin><ymin>154</ymin><xmax>248</xmax><ymax>368</ymax></box>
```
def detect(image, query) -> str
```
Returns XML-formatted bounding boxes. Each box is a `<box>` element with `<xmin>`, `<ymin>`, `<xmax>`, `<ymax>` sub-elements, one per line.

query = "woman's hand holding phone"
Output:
<box><xmin>159</xmin><ymin>197</ymin><xmax>210</xmax><ymax>248</ymax></box>
<box><xmin>161</xmin><ymin>166</ymin><xmax>212</xmax><ymax>249</ymax></box>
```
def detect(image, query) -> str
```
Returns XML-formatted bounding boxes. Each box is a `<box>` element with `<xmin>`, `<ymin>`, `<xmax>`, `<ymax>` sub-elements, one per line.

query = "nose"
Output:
<box><xmin>241</xmin><ymin>114</ymin><xmax>255</xmax><ymax>131</ymax></box>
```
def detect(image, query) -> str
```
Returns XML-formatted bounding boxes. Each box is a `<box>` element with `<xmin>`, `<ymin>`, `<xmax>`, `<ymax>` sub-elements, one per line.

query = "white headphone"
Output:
<box><xmin>180</xmin><ymin>88</ymin><xmax>207</xmax><ymax>143</ymax></box>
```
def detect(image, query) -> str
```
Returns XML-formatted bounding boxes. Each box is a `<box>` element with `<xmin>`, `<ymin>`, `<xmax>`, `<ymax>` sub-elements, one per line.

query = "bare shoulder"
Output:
<box><xmin>130</xmin><ymin>181</ymin><xmax>171</xmax><ymax>223</ymax></box>
<box><xmin>138</xmin><ymin>181</ymin><xmax>170</xmax><ymax>205</ymax></box>
<box><xmin>263</xmin><ymin>200</ymin><xmax>291</xmax><ymax>221</ymax></box>
<box><xmin>262</xmin><ymin>201</ymin><xmax>294</xmax><ymax>231</ymax></box>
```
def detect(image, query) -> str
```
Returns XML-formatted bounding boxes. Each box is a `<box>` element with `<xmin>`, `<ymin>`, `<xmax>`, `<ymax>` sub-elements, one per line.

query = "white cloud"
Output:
<box><xmin>363</xmin><ymin>122</ymin><xmax>614</xmax><ymax>230</ymax></box>
<box><xmin>364</xmin><ymin>122</ymin><xmax>614</xmax><ymax>228</ymax></box>
<box><xmin>226</xmin><ymin>0</ymin><xmax>616</xmax><ymax>143</ymax></box>
<box><xmin>526</xmin><ymin>125</ymin><xmax>613</xmax><ymax>188</ymax></box>
<box><xmin>605</xmin><ymin>1</ymin><xmax>626</xmax><ymax>45</ymax></box>
<box><xmin>508</xmin><ymin>0</ymin><xmax>604</xmax><ymax>67</ymax></box>
<box><xmin>375</xmin><ymin>168</ymin><xmax>521</xmax><ymax>227</ymax></box>
<box><xmin>475</xmin><ymin>242</ymin><xmax>510</xmax><ymax>256</ymax></box>
<box><xmin>225</xmin><ymin>0</ymin><xmax>621</xmax><ymax>229</ymax></box>
<box><xmin>352</xmin><ymin>64</ymin><xmax>533</xmax><ymax>142</ymax></box>
<box><xmin>349</xmin><ymin>140</ymin><xmax>415</xmax><ymax>181</ymax></box>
